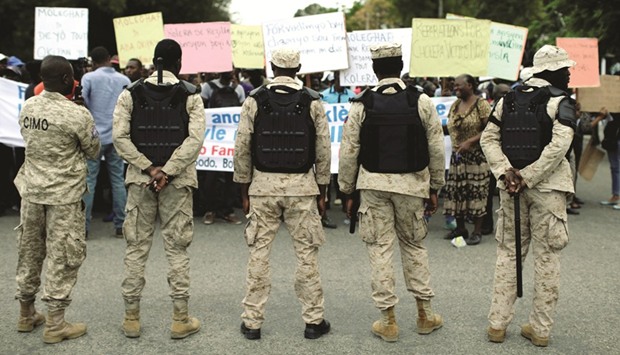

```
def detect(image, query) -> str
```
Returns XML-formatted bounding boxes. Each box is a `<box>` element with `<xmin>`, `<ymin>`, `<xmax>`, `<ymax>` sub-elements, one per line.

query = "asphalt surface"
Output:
<box><xmin>1</xmin><ymin>157</ymin><xmax>618</xmax><ymax>355</ymax></box>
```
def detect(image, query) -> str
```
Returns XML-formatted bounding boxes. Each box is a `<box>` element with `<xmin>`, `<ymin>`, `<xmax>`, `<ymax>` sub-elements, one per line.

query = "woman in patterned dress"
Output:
<box><xmin>443</xmin><ymin>74</ymin><xmax>492</xmax><ymax>245</ymax></box>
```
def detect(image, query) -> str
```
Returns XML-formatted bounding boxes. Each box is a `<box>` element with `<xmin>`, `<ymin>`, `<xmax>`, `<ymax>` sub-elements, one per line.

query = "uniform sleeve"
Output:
<box><xmin>419</xmin><ymin>94</ymin><xmax>445</xmax><ymax>191</ymax></box>
<box><xmin>112</xmin><ymin>90</ymin><xmax>153</xmax><ymax>171</ymax></box>
<box><xmin>161</xmin><ymin>94</ymin><xmax>206</xmax><ymax>176</ymax></box>
<box><xmin>338</xmin><ymin>102</ymin><xmax>364</xmax><ymax>195</ymax></box>
<box><xmin>311</xmin><ymin>100</ymin><xmax>331</xmax><ymax>185</ymax></box>
<box><xmin>480</xmin><ymin>98</ymin><xmax>514</xmax><ymax>183</ymax></box>
<box><xmin>519</xmin><ymin>97</ymin><xmax>575</xmax><ymax>188</ymax></box>
<box><xmin>233</xmin><ymin>97</ymin><xmax>257</xmax><ymax>183</ymax></box>
<box><xmin>76</xmin><ymin>107</ymin><xmax>101</xmax><ymax>159</ymax></box>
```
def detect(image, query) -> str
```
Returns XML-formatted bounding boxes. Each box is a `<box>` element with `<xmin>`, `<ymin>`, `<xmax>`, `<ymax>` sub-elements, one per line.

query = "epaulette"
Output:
<box><xmin>547</xmin><ymin>86</ymin><xmax>568</xmax><ymax>97</ymax></box>
<box><xmin>302</xmin><ymin>87</ymin><xmax>321</xmax><ymax>100</ymax></box>
<box><xmin>126</xmin><ymin>78</ymin><xmax>144</xmax><ymax>91</ymax></box>
<box><xmin>180</xmin><ymin>80</ymin><xmax>199</xmax><ymax>95</ymax></box>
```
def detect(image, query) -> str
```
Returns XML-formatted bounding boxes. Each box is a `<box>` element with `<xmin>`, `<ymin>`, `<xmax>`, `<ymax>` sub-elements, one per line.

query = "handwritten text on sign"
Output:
<box><xmin>487</xmin><ymin>23</ymin><xmax>528</xmax><ymax>81</ymax></box>
<box><xmin>231</xmin><ymin>24</ymin><xmax>265</xmax><ymax>69</ymax></box>
<box><xmin>165</xmin><ymin>22</ymin><xmax>232</xmax><ymax>74</ymax></box>
<box><xmin>113</xmin><ymin>12</ymin><xmax>164</xmax><ymax>68</ymax></box>
<box><xmin>410</xmin><ymin>19</ymin><xmax>491</xmax><ymax>77</ymax></box>
<box><xmin>34</xmin><ymin>7</ymin><xmax>88</xmax><ymax>60</ymax></box>
<box><xmin>262</xmin><ymin>12</ymin><xmax>348</xmax><ymax>77</ymax></box>
<box><xmin>340</xmin><ymin>28</ymin><xmax>412</xmax><ymax>86</ymax></box>
<box><xmin>556</xmin><ymin>37</ymin><xmax>600</xmax><ymax>88</ymax></box>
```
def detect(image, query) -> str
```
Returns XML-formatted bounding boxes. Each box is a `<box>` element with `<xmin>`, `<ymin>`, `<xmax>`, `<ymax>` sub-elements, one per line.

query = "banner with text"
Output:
<box><xmin>556</xmin><ymin>37</ymin><xmax>600</xmax><ymax>88</ymax></box>
<box><xmin>231</xmin><ymin>24</ymin><xmax>265</xmax><ymax>69</ymax></box>
<box><xmin>410</xmin><ymin>18</ymin><xmax>491</xmax><ymax>77</ymax></box>
<box><xmin>114</xmin><ymin>12</ymin><xmax>164</xmax><ymax>68</ymax></box>
<box><xmin>0</xmin><ymin>78</ymin><xmax>28</xmax><ymax>148</ymax></box>
<box><xmin>262</xmin><ymin>12</ymin><xmax>348</xmax><ymax>77</ymax></box>
<box><xmin>0</xmin><ymin>77</ymin><xmax>456</xmax><ymax>171</ymax></box>
<box><xmin>340</xmin><ymin>28</ymin><xmax>412</xmax><ymax>86</ymax></box>
<box><xmin>165</xmin><ymin>22</ymin><xmax>232</xmax><ymax>74</ymax></box>
<box><xmin>34</xmin><ymin>7</ymin><xmax>88</xmax><ymax>60</ymax></box>
<box><xmin>577</xmin><ymin>75</ymin><xmax>620</xmax><ymax>113</ymax></box>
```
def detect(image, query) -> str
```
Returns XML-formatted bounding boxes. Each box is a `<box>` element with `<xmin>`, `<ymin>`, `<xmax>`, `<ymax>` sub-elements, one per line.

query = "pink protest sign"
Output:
<box><xmin>556</xmin><ymin>37</ymin><xmax>600</xmax><ymax>88</ymax></box>
<box><xmin>164</xmin><ymin>22</ymin><xmax>232</xmax><ymax>74</ymax></box>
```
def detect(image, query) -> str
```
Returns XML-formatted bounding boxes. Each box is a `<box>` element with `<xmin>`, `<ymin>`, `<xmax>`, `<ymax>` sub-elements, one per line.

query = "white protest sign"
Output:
<box><xmin>34</xmin><ymin>7</ymin><xmax>88</xmax><ymax>60</ymax></box>
<box><xmin>262</xmin><ymin>12</ymin><xmax>348</xmax><ymax>77</ymax></box>
<box><xmin>0</xmin><ymin>78</ymin><xmax>28</xmax><ymax>148</ymax></box>
<box><xmin>340</xmin><ymin>28</ymin><xmax>412</xmax><ymax>86</ymax></box>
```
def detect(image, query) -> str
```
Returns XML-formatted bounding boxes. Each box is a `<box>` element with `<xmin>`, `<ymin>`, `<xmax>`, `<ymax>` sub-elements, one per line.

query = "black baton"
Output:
<box><xmin>514</xmin><ymin>192</ymin><xmax>523</xmax><ymax>298</ymax></box>
<box><xmin>349</xmin><ymin>190</ymin><xmax>360</xmax><ymax>234</ymax></box>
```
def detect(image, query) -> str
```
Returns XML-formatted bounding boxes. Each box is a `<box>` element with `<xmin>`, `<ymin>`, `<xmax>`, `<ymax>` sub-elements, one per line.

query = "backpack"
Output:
<box><xmin>207</xmin><ymin>81</ymin><xmax>241</xmax><ymax>108</ymax></box>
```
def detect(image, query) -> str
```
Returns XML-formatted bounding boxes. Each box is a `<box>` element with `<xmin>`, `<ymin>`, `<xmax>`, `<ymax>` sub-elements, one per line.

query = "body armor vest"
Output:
<box><xmin>354</xmin><ymin>84</ymin><xmax>429</xmax><ymax>173</ymax></box>
<box><xmin>128</xmin><ymin>80</ymin><xmax>192</xmax><ymax>167</ymax></box>
<box><xmin>251</xmin><ymin>85</ymin><xmax>318</xmax><ymax>173</ymax></box>
<box><xmin>500</xmin><ymin>86</ymin><xmax>557</xmax><ymax>169</ymax></box>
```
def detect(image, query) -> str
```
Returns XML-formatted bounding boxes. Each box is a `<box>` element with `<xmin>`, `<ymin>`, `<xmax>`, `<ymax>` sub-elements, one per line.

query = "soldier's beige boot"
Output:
<box><xmin>487</xmin><ymin>326</ymin><xmax>506</xmax><ymax>343</ymax></box>
<box><xmin>122</xmin><ymin>301</ymin><xmax>141</xmax><ymax>338</ymax></box>
<box><xmin>371</xmin><ymin>307</ymin><xmax>399</xmax><ymax>342</ymax></box>
<box><xmin>42</xmin><ymin>309</ymin><xmax>87</xmax><ymax>344</ymax></box>
<box><xmin>170</xmin><ymin>299</ymin><xmax>200</xmax><ymax>339</ymax></box>
<box><xmin>416</xmin><ymin>299</ymin><xmax>443</xmax><ymax>335</ymax></box>
<box><xmin>521</xmin><ymin>323</ymin><xmax>549</xmax><ymax>347</ymax></box>
<box><xmin>17</xmin><ymin>300</ymin><xmax>45</xmax><ymax>332</ymax></box>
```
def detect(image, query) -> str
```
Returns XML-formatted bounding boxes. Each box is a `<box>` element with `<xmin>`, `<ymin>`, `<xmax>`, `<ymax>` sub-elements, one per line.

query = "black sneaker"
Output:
<box><xmin>240</xmin><ymin>323</ymin><xmax>261</xmax><ymax>340</ymax></box>
<box><xmin>444</xmin><ymin>228</ymin><xmax>469</xmax><ymax>240</ymax></box>
<box><xmin>304</xmin><ymin>320</ymin><xmax>331</xmax><ymax>339</ymax></box>
<box><xmin>321</xmin><ymin>215</ymin><xmax>337</xmax><ymax>229</ymax></box>
<box><xmin>466</xmin><ymin>233</ymin><xmax>482</xmax><ymax>245</ymax></box>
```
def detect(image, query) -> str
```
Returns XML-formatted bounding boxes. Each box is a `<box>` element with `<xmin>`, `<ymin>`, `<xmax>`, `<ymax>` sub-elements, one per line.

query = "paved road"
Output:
<box><xmin>1</xmin><ymin>158</ymin><xmax>618</xmax><ymax>354</ymax></box>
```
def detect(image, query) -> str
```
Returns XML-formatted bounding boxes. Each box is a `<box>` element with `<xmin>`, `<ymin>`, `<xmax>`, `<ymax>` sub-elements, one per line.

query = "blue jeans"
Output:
<box><xmin>609</xmin><ymin>141</ymin><xmax>620</xmax><ymax>196</ymax></box>
<box><xmin>84</xmin><ymin>143</ymin><xmax>127</xmax><ymax>231</ymax></box>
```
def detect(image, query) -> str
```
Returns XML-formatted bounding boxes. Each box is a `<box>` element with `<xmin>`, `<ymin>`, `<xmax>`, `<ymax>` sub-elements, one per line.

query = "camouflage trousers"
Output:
<box><xmin>15</xmin><ymin>200</ymin><xmax>86</xmax><ymax>311</ymax></box>
<box><xmin>121</xmin><ymin>184</ymin><xmax>194</xmax><ymax>302</ymax></box>
<box><xmin>488</xmin><ymin>189</ymin><xmax>569</xmax><ymax>337</ymax></box>
<box><xmin>242</xmin><ymin>195</ymin><xmax>326</xmax><ymax>329</ymax></box>
<box><xmin>359</xmin><ymin>190</ymin><xmax>434</xmax><ymax>310</ymax></box>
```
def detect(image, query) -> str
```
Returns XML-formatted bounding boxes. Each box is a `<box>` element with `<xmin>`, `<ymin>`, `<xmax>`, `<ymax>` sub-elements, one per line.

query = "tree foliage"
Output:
<box><xmin>0</xmin><ymin>0</ymin><xmax>230</xmax><ymax>61</ymax></box>
<box><xmin>294</xmin><ymin>3</ymin><xmax>338</xmax><ymax>17</ymax></box>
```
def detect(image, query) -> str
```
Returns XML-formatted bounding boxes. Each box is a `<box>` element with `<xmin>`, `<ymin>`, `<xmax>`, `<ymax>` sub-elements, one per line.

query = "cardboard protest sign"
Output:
<box><xmin>340</xmin><ymin>28</ymin><xmax>412</xmax><ymax>86</ymax></box>
<box><xmin>114</xmin><ymin>12</ymin><xmax>164</xmax><ymax>68</ymax></box>
<box><xmin>410</xmin><ymin>18</ymin><xmax>491</xmax><ymax>77</ymax></box>
<box><xmin>231</xmin><ymin>24</ymin><xmax>265</xmax><ymax>69</ymax></box>
<box><xmin>488</xmin><ymin>23</ymin><xmax>528</xmax><ymax>81</ymax></box>
<box><xmin>165</xmin><ymin>22</ymin><xmax>232</xmax><ymax>74</ymax></box>
<box><xmin>556</xmin><ymin>37</ymin><xmax>600</xmax><ymax>88</ymax></box>
<box><xmin>577</xmin><ymin>75</ymin><xmax>620</xmax><ymax>112</ymax></box>
<box><xmin>34</xmin><ymin>7</ymin><xmax>88</xmax><ymax>60</ymax></box>
<box><xmin>262</xmin><ymin>12</ymin><xmax>348</xmax><ymax>77</ymax></box>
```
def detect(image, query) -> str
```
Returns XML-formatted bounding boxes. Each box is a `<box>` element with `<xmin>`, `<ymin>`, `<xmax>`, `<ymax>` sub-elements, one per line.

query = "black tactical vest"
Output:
<box><xmin>499</xmin><ymin>86</ymin><xmax>559</xmax><ymax>169</ymax></box>
<box><xmin>128</xmin><ymin>80</ymin><xmax>195</xmax><ymax>167</ymax></box>
<box><xmin>251</xmin><ymin>85</ymin><xmax>318</xmax><ymax>173</ymax></box>
<box><xmin>354</xmin><ymin>84</ymin><xmax>429</xmax><ymax>173</ymax></box>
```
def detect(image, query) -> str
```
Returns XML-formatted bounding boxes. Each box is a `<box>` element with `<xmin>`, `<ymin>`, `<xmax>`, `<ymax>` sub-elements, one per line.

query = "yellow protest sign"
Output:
<box><xmin>410</xmin><ymin>18</ymin><xmax>490</xmax><ymax>77</ymax></box>
<box><xmin>231</xmin><ymin>24</ymin><xmax>264</xmax><ymax>69</ymax></box>
<box><xmin>113</xmin><ymin>12</ymin><xmax>164</xmax><ymax>68</ymax></box>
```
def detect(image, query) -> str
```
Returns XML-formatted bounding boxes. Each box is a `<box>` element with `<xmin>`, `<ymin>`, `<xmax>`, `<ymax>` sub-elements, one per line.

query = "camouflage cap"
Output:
<box><xmin>531</xmin><ymin>45</ymin><xmax>576</xmax><ymax>74</ymax></box>
<box><xmin>271</xmin><ymin>48</ymin><xmax>300</xmax><ymax>68</ymax></box>
<box><xmin>370</xmin><ymin>43</ymin><xmax>402</xmax><ymax>60</ymax></box>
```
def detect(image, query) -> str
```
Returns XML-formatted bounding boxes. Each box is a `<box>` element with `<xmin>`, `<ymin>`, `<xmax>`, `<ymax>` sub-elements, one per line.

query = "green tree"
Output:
<box><xmin>345</xmin><ymin>0</ymin><xmax>401</xmax><ymax>31</ymax></box>
<box><xmin>0</xmin><ymin>0</ymin><xmax>230</xmax><ymax>61</ymax></box>
<box><xmin>294</xmin><ymin>3</ymin><xmax>338</xmax><ymax>17</ymax></box>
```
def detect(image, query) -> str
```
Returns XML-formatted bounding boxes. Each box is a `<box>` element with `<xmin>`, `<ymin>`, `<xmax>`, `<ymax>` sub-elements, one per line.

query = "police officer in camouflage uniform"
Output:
<box><xmin>481</xmin><ymin>45</ymin><xmax>576</xmax><ymax>347</ymax></box>
<box><xmin>338</xmin><ymin>43</ymin><xmax>445</xmax><ymax>342</ymax></box>
<box><xmin>14</xmin><ymin>55</ymin><xmax>100</xmax><ymax>344</ymax></box>
<box><xmin>233</xmin><ymin>48</ymin><xmax>331</xmax><ymax>340</ymax></box>
<box><xmin>113</xmin><ymin>39</ymin><xmax>205</xmax><ymax>339</ymax></box>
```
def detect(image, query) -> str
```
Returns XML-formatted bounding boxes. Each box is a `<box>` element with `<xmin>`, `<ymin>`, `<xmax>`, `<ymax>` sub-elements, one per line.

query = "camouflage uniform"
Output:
<box><xmin>15</xmin><ymin>91</ymin><xmax>100</xmax><ymax>311</ymax></box>
<box><xmin>480</xmin><ymin>77</ymin><xmax>574</xmax><ymax>338</ymax></box>
<box><xmin>113</xmin><ymin>71</ymin><xmax>205</xmax><ymax>302</ymax></box>
<box><xmin>233</xmin><ymin>76</ymin><xmax>331</xmax><ymax>329</ymax></box>
<box><xmin>338</xmin><ymin>78</ymin><xmax>445</xmax><ymax>309</ymax></box>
